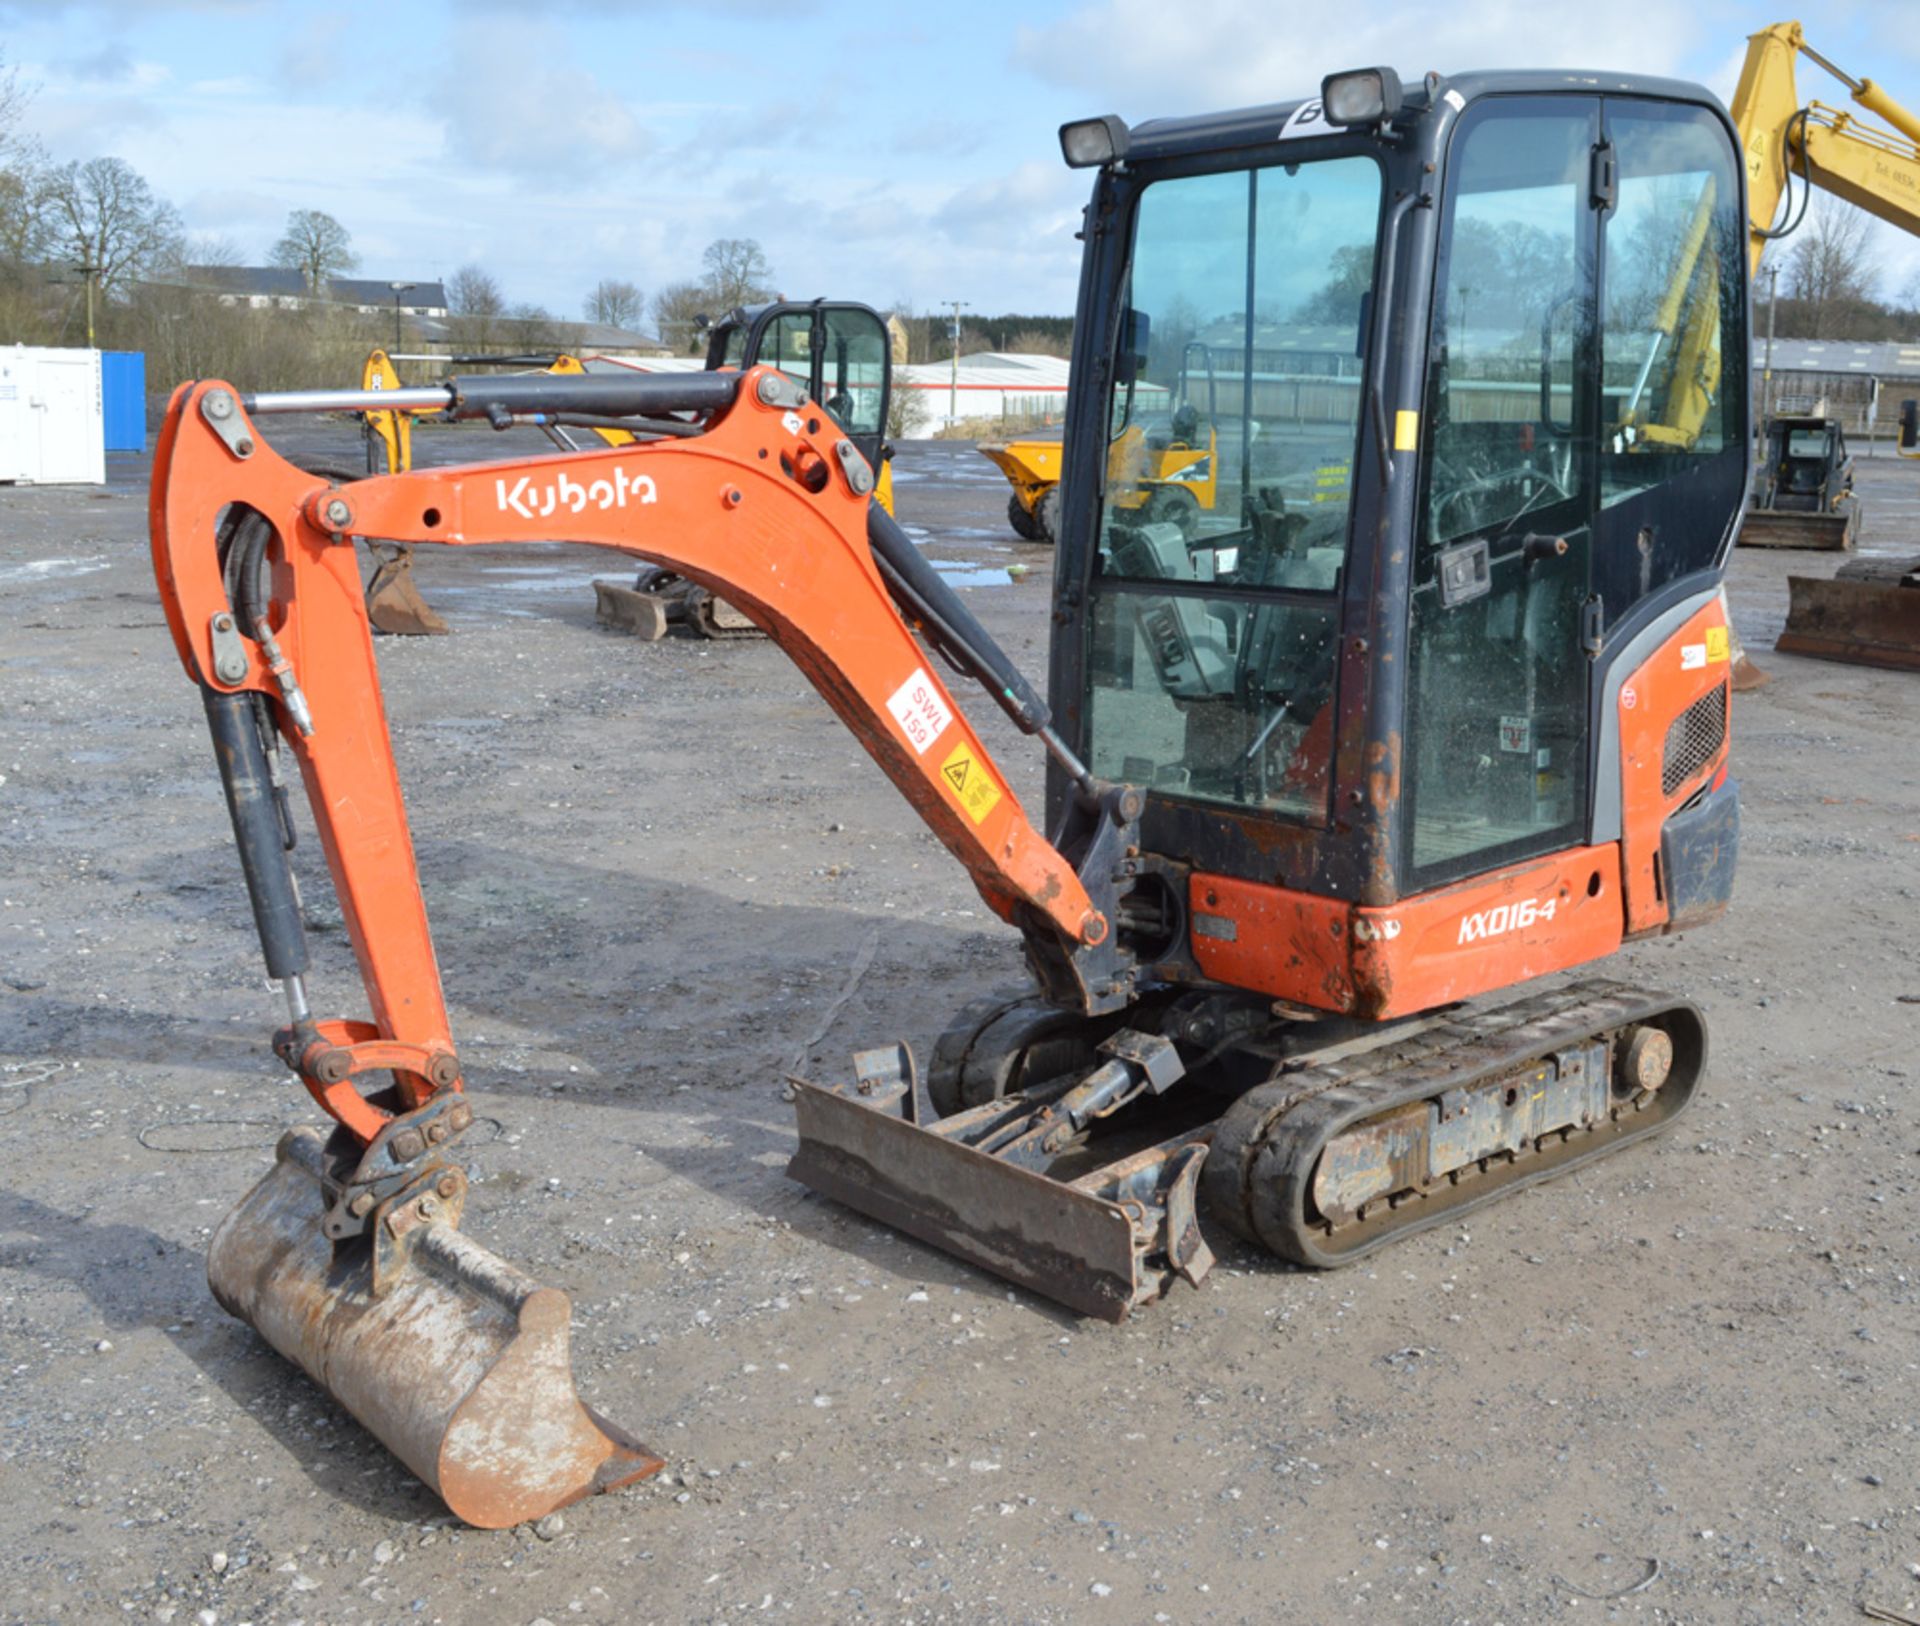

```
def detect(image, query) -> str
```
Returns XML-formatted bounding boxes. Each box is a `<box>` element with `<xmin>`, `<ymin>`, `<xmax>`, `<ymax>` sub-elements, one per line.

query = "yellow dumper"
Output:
<box><xmin>983</xmin><ymin>343</ymin><xmax>1218</xmax><ymax>542</ymax></box>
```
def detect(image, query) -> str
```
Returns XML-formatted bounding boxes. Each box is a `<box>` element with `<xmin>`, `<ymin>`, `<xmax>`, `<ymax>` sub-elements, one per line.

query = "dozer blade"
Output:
<box><xmin>592</xmin><ymin>578</ymin><xmax>673</xmax><ymax>640</ymax></box>
<box><xmin>208</xmin><ymin>1127</ymin><xmax>659</xmax><ymax>1528</ymax></box>
<box><xmin>1776</xmin><ymin>557</ymin><xmax>1920</xmax><ymax>672</ymax></box>
<box><xmin>1737</xmin><ymin>508</ymin><xmax>1856</xmax><ymax>551</ymax></box>
<box><xmin>788</xmin><ymin>1072</ymin><xmax>1212</xmax><ymax>1323</ymax></box>
<box><xmin>365</xmin><ymin>546</ymin><xmax>451</xmax><ymax>636</ymax></box>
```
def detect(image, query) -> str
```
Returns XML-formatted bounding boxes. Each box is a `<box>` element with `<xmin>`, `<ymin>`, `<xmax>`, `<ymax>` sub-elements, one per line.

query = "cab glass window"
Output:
<box><xmin>1599</xmin><ymin>104</ymin><xmax>1745</xmax><ymax>508</ymax></box>
<box><xmin>1409</xmin><ymin>100</ymin><xmax>1597</xmax><ymax>884</ymax></box>
<box><xmin>1082</xmin><ymin>154</ymin><xmax>1381</xmax><ymax>821</ymax></box>
<box><xmin>1424</xmin><ymin>108</ymin><xmax>1593</xmax><ymax>547</ymax></box>
<box><xmin>820</xmin><ymin>307</ymin><xmax>888</xmax><ymax>437</ymax></box>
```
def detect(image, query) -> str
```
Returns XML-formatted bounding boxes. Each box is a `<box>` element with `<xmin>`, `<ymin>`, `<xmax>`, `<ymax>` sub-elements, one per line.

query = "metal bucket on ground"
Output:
<box><xmin>208</xmin><ymin>1127</ymin><xmax>659</xmax><ymax>1529</ymax></box>
<box><xmin>1776</xmin><ymin>557</ymin><xmax>1920</xmax><ymax>672</ymax></box>
<box><xmin>365</xmin><ymin>544</ymin><xmax>451</xmax><ymax>636</ymax></box>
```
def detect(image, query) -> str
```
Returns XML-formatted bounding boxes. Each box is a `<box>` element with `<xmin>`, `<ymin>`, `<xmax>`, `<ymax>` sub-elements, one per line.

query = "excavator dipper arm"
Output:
<box><xmin>151</xmin><ymin>367</ymin><xmax>1117</xmax><ymax>1157</ymax></box>
<box><xmin>151</xmin><ymin>365</ymin><xmax>1144</xmax><ymax>1529</ymax></box>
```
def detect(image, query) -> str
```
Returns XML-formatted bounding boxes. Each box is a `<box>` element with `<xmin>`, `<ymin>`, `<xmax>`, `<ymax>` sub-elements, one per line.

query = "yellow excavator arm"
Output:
<box><xmin>1731</xmin><ymin>20</ymin><xmax>1920</xmax><ymax>279</ymax></box>
<box><xmin>1632</xmin><ymin>22</ymin><xmax>1920</xmax><ymax>456</ymax></box>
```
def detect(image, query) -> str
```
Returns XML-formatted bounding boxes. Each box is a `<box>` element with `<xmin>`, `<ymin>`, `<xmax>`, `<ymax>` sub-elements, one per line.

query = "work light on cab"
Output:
<box><xmin>1321</xmin><ymin>66</ymin><xmax>1403</xmax><ymax>125</ymax></box>
<box><xmin>1059</xmin><ymin>115</ymin><xmax>1129</xmax><ymax>168</ymax></box>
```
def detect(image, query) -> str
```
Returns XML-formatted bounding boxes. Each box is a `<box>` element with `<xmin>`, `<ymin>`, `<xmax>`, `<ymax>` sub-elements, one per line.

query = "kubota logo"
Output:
<box><xmin>494</xmin><ymin>466</ymin><xmax>657</xmax><ymax>520</ymax></box>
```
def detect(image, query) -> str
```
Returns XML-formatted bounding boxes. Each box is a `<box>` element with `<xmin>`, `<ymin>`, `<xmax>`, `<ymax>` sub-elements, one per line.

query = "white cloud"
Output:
<box><xmin>275</xmin><ymin>11</ymin><xmax>351</xmax><ymax>88</ymax></box>
<box><xmin>1012</xmin><ymin>0</ymin><xmax>1709</xmax><ymax>111</ymax></box>
<box><xmin>426</xmin><ymin>15</ymin><xmax>651</xmax><ymax>174</ymax></box>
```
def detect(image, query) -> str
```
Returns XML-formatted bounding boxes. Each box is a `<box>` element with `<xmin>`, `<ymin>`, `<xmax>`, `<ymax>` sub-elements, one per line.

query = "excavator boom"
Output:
<box><xmin>150</xmin><ymin>363</ymin><xmax>1127</xmax><ymax>1525</ymax></box>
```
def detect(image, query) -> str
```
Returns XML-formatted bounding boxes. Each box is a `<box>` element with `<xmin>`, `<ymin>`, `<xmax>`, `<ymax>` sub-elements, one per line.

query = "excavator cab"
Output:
<box><xmin>799</xmin><ymin>74</ymin><xmax>1751</xmax><ymax>1310</ymax></box>
<box><xmin>1049</xmin><ymin>75</ymin><xmax>1747</xmax><ymax>916</ymax></box>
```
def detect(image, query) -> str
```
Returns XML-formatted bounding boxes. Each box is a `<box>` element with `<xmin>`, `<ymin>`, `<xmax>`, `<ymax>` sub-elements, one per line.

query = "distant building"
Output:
<box><xmin>896</xmin><ymin>352</ymin><xmax>1074</xmax><ymax>431</ymax></box>
<box><xmin>1752</xmin><ymin>337</ymin><xmax>1920</xmax><ymax>438</ymax></box>
<box><xmin>181</xmin><ymin>266</ymin><xmax>450</xmax><ymax>318</ymax></box>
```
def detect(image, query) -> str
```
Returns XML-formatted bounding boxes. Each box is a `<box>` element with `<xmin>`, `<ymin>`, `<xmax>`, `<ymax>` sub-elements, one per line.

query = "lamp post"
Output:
<box><xmin>388</xmin><ymin>281</ymin><xmax>417</xmax><ymax>352</ymax></box>
<box><xmin>74</xmin><ymin>260</ymin><xmax>100</xmax><ymax>348</ymax></box>
<box><xmin>945</xmin><ymin>299</ymin><xmax>970</xmax><ymax>427</ymax></box>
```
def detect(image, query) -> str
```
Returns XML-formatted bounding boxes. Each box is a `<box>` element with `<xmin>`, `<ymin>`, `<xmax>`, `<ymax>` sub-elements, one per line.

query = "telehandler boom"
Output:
<box><xmin>155</xmin><ymin>62</ymin><xmax>1749</xmax><ymax>1526</ymax></box>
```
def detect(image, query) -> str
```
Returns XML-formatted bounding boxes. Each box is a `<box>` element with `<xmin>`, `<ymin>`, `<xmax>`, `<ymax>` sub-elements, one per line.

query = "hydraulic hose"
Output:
<box><xmin>866</xmin><ymin>503</ymin><xmax>1052</xmax><ymax>735</ymax></box>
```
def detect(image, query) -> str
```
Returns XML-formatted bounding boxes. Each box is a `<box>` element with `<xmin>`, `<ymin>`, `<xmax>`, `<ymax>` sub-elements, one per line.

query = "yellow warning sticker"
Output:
<box><xmin>1394</xmin><ymin>410</ymin><xmax>1420</xmax><ymax>452</ymax></box>
<box><xmin>1705</xmin><ymin>625</ymin><xmax>1729</xmax><ymax>663</ymax></box>
<box><xmin>940</xmin><ymin>742</ymin><xmax>1004</xmax><ymax>826</ymax></box>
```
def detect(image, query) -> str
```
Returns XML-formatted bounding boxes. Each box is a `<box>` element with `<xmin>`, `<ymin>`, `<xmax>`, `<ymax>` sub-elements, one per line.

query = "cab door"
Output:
<box><xmin>1589</xmin><ymin>98</ymin><xmax>1748</xmax><ymax>626</ymax></box>
<box><xmin>1405</xmin><ymin>96</ymin><xmax>1601</xmax><ymax>889</ymax></box>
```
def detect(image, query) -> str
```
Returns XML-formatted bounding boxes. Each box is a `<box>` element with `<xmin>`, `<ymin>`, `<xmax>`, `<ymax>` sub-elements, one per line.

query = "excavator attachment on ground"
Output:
<box><xmin>208</xmin><ymin>1127</ymin><xmax>660</xmax><ymax>1527</ymax></box>
<box><xmin>1777</xmin><ymin>555</ymin><xmax>1920</xmax><ymax>670</ymax></box>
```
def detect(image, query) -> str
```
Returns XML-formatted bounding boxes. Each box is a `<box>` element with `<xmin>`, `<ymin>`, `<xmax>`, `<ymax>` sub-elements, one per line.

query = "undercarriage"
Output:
<box><xmin>791</xmin><ymin>979</ymin><xmax>1703</xmax><ymax>1317</ymax></box>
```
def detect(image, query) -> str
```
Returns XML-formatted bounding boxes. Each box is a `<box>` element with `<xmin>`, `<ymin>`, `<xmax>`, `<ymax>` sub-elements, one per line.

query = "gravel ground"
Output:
<box><xmin>2</xmin><ymin>424</ymin><xmax>1919</xmax><ymax>1626</ymax></box>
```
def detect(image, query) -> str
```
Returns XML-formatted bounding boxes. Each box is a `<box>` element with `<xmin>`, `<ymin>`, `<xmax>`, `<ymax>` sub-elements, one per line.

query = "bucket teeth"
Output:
<box><xmin>209</xmin><ymin>1127</ymin><xmax>658</xmax><ymax>1528</ymax></box>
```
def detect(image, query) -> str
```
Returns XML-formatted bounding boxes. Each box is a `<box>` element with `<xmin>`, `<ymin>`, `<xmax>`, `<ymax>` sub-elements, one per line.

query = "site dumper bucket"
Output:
<box><xmin>208</xmin><ymin>1127</ymin><xmax>660</xmax><ymax>1529</ymax></box>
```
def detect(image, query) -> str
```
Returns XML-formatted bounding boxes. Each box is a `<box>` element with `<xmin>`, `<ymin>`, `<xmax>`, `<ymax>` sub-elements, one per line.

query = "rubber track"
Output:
<box><xmin>1201</xmin><ymin>978</ymin><xmax>1706</xmax><ymax>1269</ymax></box>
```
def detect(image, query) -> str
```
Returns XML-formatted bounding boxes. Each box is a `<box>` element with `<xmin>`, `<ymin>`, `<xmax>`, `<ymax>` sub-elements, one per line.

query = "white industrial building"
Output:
<box><xmin>894</xmin><ymin>352</ymin><xmax>1071</xmax><ymax>431</ymax></box>
<box><xmin>590</xmin><ymin>348</ymin><xmax>1073</xmax><ymax>434</ymax></box>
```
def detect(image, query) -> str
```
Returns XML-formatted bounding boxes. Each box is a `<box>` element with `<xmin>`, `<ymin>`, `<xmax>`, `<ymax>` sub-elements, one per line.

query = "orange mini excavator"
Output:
<box><xmin>153</xmin><ymin>62</ymin><xmax>1747</xmax><ymax>1527</ymax></box>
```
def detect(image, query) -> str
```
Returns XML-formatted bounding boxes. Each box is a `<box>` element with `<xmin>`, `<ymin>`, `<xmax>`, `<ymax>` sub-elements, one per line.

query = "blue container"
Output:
<box><xmin>102</xmin><ymin>351</ymin><xmax>146</xmax><ymax>452</ymax></box>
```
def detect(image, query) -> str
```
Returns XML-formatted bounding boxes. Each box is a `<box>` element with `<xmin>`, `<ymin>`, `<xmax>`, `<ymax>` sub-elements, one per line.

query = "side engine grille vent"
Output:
<box><xmin>1662</xmin><ymin>682</ymin><xmax>1728</xmax><ymax>797</ymax></box>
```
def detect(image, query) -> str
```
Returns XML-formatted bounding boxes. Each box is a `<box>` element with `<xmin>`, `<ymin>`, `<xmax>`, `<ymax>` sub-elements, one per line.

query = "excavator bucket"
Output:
<box><xmin>207</xmin><ymin>1128</ymin><xmax>660</xmax><ymax>1529</ymax></box>
<box><xmin>1736</xmin><ymin>505</ymin><xmax>1859</xmax><ymax>551</ymax></box>
<box><xmin>365</xmin><ymin>546</ymin><xmax>451</xmax><ymax>637</ymax></box>
<box><xmin>1776</xmin><ymin>556</ymin><xmax>1920</xmax><ymax>672</ymax></box>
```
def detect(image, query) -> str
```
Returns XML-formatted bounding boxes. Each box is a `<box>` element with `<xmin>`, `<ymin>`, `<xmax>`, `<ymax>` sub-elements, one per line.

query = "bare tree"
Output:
<box><xmin>178</xmin><ymin>232</ymin><xmax>245</xmax><ymax>271</ymax></box>
<box><xmin>39</xmin><ymin>156</ymin><xmax>181</xmax><ymax>294</ymax></box>
<box><xmin>700</xmin><ymin>237</ymin><xmax>773</xmax><ymax>312</ymax></box>
<box><xmin>1785</xmin><ymin>197</ymin><xmax>1879</xmax><ymax>335</ymax></box>
<box><xmin>270</xmin><ymin>208</ymin><xmax>358</xmax><ymax>294</ymax></box>
<box><xmin>0</xmin><ymin>51</ymin><xmax>31</xmax><ymax>153</ymax></box>
<box><xmin>447</xmin><ymin>263</ymin><xmax>504</xmax><ymax>317</ymax></box>
<box><xmin>584</xmin><ymin>276</ymin><xmax>644</xmax><ymax>329</ymax></box>
<box><xmin>652</xmin><ymin>278</ymin><xmax>709</xmax><ymax>353</ymax></box>
<box><xmin>1005</xmin><ymin>326</ymin><xmax>1071</xmax><ymax>359</ymax></box>
<box><xmin>0</xmin><ymin>163</ymin><xmax>48</xmax><ymax>269</ymax></box>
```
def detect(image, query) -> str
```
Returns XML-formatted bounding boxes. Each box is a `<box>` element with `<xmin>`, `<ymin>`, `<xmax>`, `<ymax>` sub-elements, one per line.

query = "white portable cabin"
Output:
<box><xmin>0</xmin><ymin>346</ymin><xmax>106</xmax><ymax>484</ymax></box>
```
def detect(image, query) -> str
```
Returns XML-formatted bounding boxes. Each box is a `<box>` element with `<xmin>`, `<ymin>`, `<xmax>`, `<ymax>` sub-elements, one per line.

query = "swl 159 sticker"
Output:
<box><xmin>886</xmin><ymin>668</ymin><xmax>952</xmax><ymax>755</ymax></box>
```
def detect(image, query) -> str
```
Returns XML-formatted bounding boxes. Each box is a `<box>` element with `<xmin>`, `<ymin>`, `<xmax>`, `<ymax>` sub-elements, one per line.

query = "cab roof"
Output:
<box><xmin>1116</xmin><ymin>69</ymin><xmax>1727</xmax><ymax>165</ymax></box>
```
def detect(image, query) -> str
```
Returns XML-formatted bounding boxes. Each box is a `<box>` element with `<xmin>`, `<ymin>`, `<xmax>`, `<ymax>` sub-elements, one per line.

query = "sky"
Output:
<box><xmin>3</xmin><ymin>0</ymin><xmax>1919</xmax><ymax>324</ymax></box>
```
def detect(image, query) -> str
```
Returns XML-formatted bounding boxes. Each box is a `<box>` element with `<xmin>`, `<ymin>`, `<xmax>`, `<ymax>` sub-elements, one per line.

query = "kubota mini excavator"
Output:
<box><xmin>153</xmin><ymin>62</ymin><xmax>1749</xmax><ymax>1526</ymax></box>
